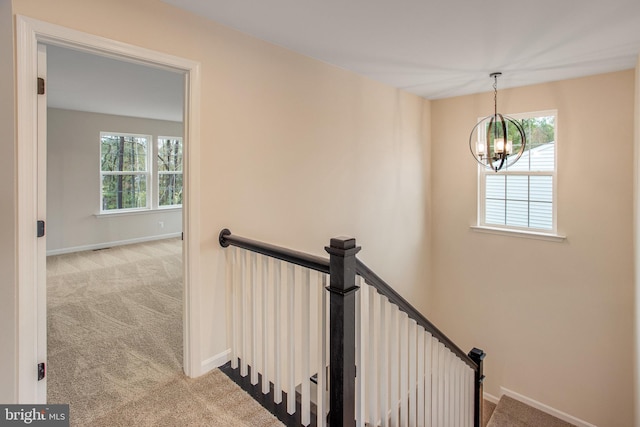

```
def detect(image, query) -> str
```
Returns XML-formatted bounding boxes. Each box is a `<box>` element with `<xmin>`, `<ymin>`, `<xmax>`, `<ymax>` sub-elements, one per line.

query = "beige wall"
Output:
<box><xmin>431</xmin><ymin>71</ymin><xmax>635</xmax><ymax>426</ymax></box>
<box><xmin>12</xmin><ymin>0</ymin><xmax>430</xmax><ymax>377</ymax></box>
<box><xmin>0</xmin><ymin>0</ymin><xmax>17</xmax><ymax>404</ymax></box>
<box><xmin>47</xmin><ymin>108</ymin><xmax>183</xmax><ymax>254</ymax></box>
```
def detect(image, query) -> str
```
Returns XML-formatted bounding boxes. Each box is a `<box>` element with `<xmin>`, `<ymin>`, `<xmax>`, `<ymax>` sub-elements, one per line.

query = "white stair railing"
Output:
<box><xmin>220</xmin><ymin>229</ymin><xmax>485</xmax><ymax>427</ymax></box>
<box><xmin>225</xmin><ymin>245</ymin><xmax>329</xmax><ymax>427</ymax></box>
<box><xmin>356</xmin><ymin>277</ymin><xmax>476</xmax><ymax>427</ymax></box>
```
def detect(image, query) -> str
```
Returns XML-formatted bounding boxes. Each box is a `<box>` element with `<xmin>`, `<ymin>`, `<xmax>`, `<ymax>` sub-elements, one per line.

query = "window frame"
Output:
<box><xmin>477</xmin><ymin>109</ymin><xmax>559</xmax><ymax>235</ymax></box>
<box><xmin>99</xmin><ymin>131</ymin><xmax>152</xmax><ymax>214</ymax></box>
<box><xmin>156</xmin><ymin>136</ymin><xmax>183</xmax><ymax>209</ymax></box>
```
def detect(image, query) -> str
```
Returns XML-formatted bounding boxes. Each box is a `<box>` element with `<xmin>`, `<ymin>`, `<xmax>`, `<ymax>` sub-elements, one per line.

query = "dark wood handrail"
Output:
<box><xmin>219</xmin><ymin>229</ymin><xmax>330</xmax><ymax>274</ymax></box>
<box><xmin>356</xmin><ymin>259</ymin><xmax>478</xmax><ymax>370</ymax></box>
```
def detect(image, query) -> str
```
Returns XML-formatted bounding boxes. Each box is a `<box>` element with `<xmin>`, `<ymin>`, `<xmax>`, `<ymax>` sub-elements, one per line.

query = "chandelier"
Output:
<box><xmin>469</xmin><ymin>72</ymin><xmax>526</xmax><ymax>171</ymax></box>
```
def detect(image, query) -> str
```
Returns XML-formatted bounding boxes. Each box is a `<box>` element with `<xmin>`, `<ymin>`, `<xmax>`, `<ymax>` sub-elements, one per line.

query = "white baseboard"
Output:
<box><xmin>46</xmin><ymin>232</ymin><xmax>182</xmax><ymax>256</ymax></box>
<box><xmin>499</xmin><ymin>387</ymin><xmax>597</xmax><ymax>427</ymax></box>
<box><xmin>201</xmin><ymin>349</ymin><xmax>231</xmax><ymax>374</ymax></box>
<box><xmin>483</xmin><ymin>392</ymin><xmax>500</xmax><ymax>404</ymax></box>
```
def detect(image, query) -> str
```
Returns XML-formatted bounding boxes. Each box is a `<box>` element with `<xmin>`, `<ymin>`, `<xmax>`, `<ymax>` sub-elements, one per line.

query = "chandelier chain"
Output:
<box><xmin>493</xmin><ymin>74</ymin><xmax>498</xmax><ymax>116</ymax></box>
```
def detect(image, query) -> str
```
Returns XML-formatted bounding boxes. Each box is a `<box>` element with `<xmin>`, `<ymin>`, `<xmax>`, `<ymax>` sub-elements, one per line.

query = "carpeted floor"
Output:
<box><xmin>484</xmin><ymin>399</ymin><xmax>497</xmax><ymax>427</ymax></box>
<box><xmin>47</xmin><ymin>238</ymin><xmax>283</xmax><ymax>426</ymax></box>
<box><xmin>486</xmin><ymin>395</ymin><xmax>576</xmax><ymax>427</ymax></box>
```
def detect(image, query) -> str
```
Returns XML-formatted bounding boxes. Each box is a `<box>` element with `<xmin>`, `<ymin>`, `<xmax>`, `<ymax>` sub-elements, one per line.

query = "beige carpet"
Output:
<box><xmin>484</xmin><ymin>399</ymin><xmax>497</xmax><ymax>427</ymax></box>
<box><xmin>487</xmin><ymin>395</ymin><xmax>576</xmax><ymax>427</ymax></box>
<box><xmin>47</xmin><ymin>238</ymin><xmax>283</xmax><ymax>426</ymax></box>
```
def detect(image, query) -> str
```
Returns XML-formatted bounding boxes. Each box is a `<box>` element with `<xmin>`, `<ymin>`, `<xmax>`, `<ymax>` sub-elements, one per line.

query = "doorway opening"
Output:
<box><xmin>16</xmin><ymin>16</ymin><xmax>202</xmax><ymax>404</ymax></box>
<box><xmin>44</xmin><ymin>43</ymin><xmax>186</xmax><ymax>423</ymax></box>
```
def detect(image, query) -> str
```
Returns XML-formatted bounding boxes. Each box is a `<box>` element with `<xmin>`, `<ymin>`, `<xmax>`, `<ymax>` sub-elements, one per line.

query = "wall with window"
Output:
<box><xmin>431</xmin><ymin>70</ymin><xmax>635</xmax><ymax>427</ymax></box>
<box><xmin>47</xmin><ymin>108</ymin><xmax>183</xmax><ymax>254</ymax></box>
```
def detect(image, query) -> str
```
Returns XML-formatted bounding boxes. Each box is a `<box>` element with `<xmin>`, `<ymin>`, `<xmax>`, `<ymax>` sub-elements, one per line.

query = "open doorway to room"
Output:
<box><xmin>43</xmin><ymin>44</ymin><xmax>186</xmax><ymax>424</ymax></box>
<box><xmin>16</xmin><ymin>16</ymin><xmax>202</xmax><ymax>406</ymax></box>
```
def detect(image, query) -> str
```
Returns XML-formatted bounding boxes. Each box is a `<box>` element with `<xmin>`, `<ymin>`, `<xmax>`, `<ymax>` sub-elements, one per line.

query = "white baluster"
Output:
<box><xmin>424</xmin><ymin>333</ymin><xmax>432</xmax><ymax>426</ymax></box>
<box><xmin>261</xmin><ymin>255</ymin><xmax>269</xmax><ymax>394</ymax></box>
<box><xmin>444</xmin><ymin>349</ymin><xmax>450</xmax><ymax>426</ymax></box>
<box><xmin>399</xmin><ymin>312</ymin><xmax>408</xmax><ymax>426</ymax></box>
<box><xmin>250</xmin><ymin>252</ymin><xmax>258</xmax><ymax>385</ymax></box>
<box><xmin>287</xmin><ymin>263</ymin><xmax>296</xmax><ymax>414</ymax></box>
<box><xmin>230</xmin><ymin>247</ymin><xmax>238</xmax><ymax>369</ymax></box>
<box><xmin>225</xmin><ymin>245</ymin><xmax>233</xmax><ymax>367</ymax></box>
<box><xmin>462</xmin><ymin>365</ymin><xmax>468</xmax><ymax>427</ymax></box>
<box><xmin>453</xmin><ymin>357</ymin><xmax>459</xmax><ymax>427</ymax></box>
<box><xmin>301</xmin><ymin>268</ymin><xmax>311</xmax><ymax>426</ymax></box>
<box><xmin>389</xmin><ymin>305</ymin><xmax>399</xmax><ymax>427</ymax></box>
<box><xmin>274</xmin><ymin>260</ymin><xmax>282</xmax><ymax>404</ymax></box>
<box><xmin>317</xmin><ymin>274</ymin><xmax>327</xmax><ymax>427</ymax></box>
<box><xmin>438</xmin><ymin>343</ymin><xmax>445</xmax><ymax>427</ymax></box>
<box><xmin>416</xmin><ymin>326</ymin><xmax>425</xmax><ymax>427</ymax></box>
<box><xmin>240</xmin><ymin>250</ymin><xmax>248</xmax><ymax>377</ymax></box>
<box><xmin>462</xmin><ymin>363</ymin><xmax>468</xmax><ymax>427</ymax></box>
<box><xmin>460</xmin><ymin>363</ymin><xmax>465</xmax><ymax>427</ymax></box>
<box><xmin>451</xmin><ymin>355</ymin><xmax>456</xmax><ymax>426</ymax></box>
<box><xmin>468</xmin><ymin>367</ymin><xmax>474</xmax><ymax>427</ymax></box>
<box><xmin>367</xmin><ymin>285</ymin><xmax>378</xmax><ymax>426</ymax></box>
<box><xmin>431</xmin><ymin>340</ymin><xmax>440</xmax><ymax>426</ymax></box>
<box><xmin>379</xmin><ymin>295</ymin><xmax>388</xmax><ymax>427</ymax></box>
<box><xmin>431</xmin><ymin>342</ymin><xmax>437</xmax><ymax>425</ymax></box>
<box><xmin>355</xmin><ymin>276</ymin><xmax>365</xmax><ymax>427</ymax></box>
<box><xmin>408</xmin><ymin>319</ymin><xmax>416</xmax><ymax>427</ymax></box>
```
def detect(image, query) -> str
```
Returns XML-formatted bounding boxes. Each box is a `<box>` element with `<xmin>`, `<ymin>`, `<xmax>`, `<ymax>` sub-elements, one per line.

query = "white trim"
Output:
<box><xmin>94</xmin><ymin>206</ymin><xmax>182</xmax><ymax>218</ymax></box>
<box><xmin>470</xmin><ymin>225</ymin><xmax>566</xmax><ymax>242</ymax></box>
<box><xmin>201</xmin><ymin>349</ymin><xmax>232</xmax><ymax>374</ymax></box>
<box><xmin>16</xmin><ymin>15</ymin><xmax>203</xmax><ymax>402</ymax></box>
<box><xmin>45</xmin><ymin>233</ymin><xmax>182</xmax><ymax>256</ymax></box>
<box><xmin>483</xmin><ymin>392</ymin><xmax>500</xmax><ymax>405</ymax></box>
<box><xmin>35</xmin><ymin>43</ymin><xmax>48</xmax><ymax>403</ymax></box>
<box><xmin>16</xmin><ymin>14</ymin><xmax>42</xmax><ymax>404</ymax></box>
<box><xmin>499</xmin><ymin>387</ymin><xmax>598</xmax><ymax>427</ymax></box>
<box><xmin>182</xmin><ymin>45</ymin><xmax>202</xmax><ymax>378</ymax></box>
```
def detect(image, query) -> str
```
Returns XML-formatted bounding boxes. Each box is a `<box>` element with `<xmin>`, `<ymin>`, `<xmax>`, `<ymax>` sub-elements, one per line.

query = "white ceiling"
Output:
<box><xmin>47</xmin><ymin>0</ymin><xmax>640</xmax><ymax>120</ymax></box>
<box><xmin>46</xmin><ymin>44</ymin><xmax>184</xmax><ymax>122</ymax></box>
<box><xmin>163</xmin><ymin>0</ymin><xmax>640</xmax><ymax>99</ymax></box>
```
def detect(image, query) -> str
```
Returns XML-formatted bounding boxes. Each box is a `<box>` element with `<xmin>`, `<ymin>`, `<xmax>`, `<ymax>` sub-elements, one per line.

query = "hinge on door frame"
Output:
<box><xmin>37</xmin><ymin>220</ymin><xmax>45</xmax><ymax>238</ymax></box>
<box><xmin>37</xmin><ymin>77</ymin><xmax>45</xmax><ymax>95</ymax></box>
<box><xmin>38</xmin><ymin>362</ymin><xmax>45</xmax><ymax>381</ymax></box>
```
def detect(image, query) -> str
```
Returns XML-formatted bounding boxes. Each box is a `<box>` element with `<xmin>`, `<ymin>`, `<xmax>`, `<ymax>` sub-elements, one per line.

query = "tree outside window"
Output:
<box><xmin>100</xmin><ymin>132</ymin><xmax>183</xmax><ymax>213</ymax></box>
<box><xmin>100</xmin><ymin>133</ymin><xmax>149</xmax><ymax>211</ymax></box>
<box><xmin>157</xmin><ymin>137</ymin><xmax>183</xmax><ymax>208</ymax></box>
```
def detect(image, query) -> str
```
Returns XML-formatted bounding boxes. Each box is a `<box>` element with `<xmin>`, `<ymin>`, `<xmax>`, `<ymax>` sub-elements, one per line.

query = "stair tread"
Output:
<box><xmin>486</xmin><ymin>396</ymin><xmax>576</xmax><ymax>427</ymax></box>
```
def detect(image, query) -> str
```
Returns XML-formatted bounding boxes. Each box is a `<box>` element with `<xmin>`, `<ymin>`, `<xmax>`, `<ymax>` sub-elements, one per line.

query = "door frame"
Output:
<box><xmin>16</xmin><ymin>15</ymin><xmax>203</xmax><ymax>403</ymax></box>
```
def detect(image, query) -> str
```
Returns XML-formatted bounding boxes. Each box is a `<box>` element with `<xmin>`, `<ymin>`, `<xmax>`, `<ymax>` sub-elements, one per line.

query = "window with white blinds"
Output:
<box><xmin>479</xmin><ymin>110</ymin><xmax>557</xmax><ymax>232</ymax></box>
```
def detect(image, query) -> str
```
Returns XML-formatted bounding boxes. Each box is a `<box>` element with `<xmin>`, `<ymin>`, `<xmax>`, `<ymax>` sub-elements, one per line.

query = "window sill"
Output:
<box><xmin>470</xmin><ymin>225</ymin><xmax>566</xmax><ymax>242</ymax></box>
<box><xmin>94</xmin><ymin>207</ymin><xmax>182</xmax><ymax>218</ymax></box>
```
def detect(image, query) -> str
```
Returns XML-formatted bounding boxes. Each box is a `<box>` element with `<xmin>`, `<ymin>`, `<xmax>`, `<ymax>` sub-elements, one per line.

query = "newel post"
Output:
<box><xmin>469</xmin><ymin>347</ymin><xmax>487</xmax><ymax>427</ymax></box>
<box><xmin>326</xmin><ymin>237</ymin><xmax>361</xmax><ymax>427</ymax></box>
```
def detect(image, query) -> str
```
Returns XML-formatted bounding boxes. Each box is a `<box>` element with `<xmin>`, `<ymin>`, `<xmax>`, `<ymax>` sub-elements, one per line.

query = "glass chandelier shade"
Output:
<box><xmin>469</xmin><ymin>73</ymin><xmax>526</xmax><ymax>172</ymax></box>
